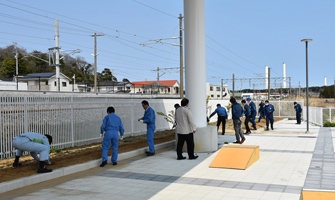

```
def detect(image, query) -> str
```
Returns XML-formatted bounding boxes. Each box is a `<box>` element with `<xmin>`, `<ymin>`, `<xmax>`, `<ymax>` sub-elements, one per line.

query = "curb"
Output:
<box><xmin>0</xmin><ymin>140</ymin><xmax>175</xmax><ymax>194</ymax></box>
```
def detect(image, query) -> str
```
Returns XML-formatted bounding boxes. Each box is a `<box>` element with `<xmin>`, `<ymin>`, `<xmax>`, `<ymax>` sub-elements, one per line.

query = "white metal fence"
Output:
<box><xmin>0</xmin><ymin>92</ymin><xmax>178</xmax><ymax>159</ymax></box>
<box><xmin>303</xmin><ymin>106</ymin><xmax>335</xmax><ymax>126</ymax></box>
<box><xmin>207</xmin><ymin>100</ymin><xmax>304</xmax><ymax>123</ymax></box>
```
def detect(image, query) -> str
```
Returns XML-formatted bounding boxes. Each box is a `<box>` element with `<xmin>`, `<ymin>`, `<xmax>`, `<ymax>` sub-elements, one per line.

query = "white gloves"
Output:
<box><xmin>120</xmin><ymin>136</ymin><xmax>123</xmax><ymax>140</ymax></box>
<box><xmin>100</xmin><ymin>133</ymin><xmax>104</xmax><ymax>138</ymax></box>
<box><xmin>139</xmin><ymin>120</ymin><xmax>144</xmax><ymax>123</ymax></box>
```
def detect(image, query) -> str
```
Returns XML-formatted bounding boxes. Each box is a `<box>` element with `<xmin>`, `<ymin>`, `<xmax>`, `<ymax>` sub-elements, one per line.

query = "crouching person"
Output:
<box><xmin>100</xmin><ymin>106</ymin><xmax>124</xmax><ymax>167</ymax></box>
<box><xmin>12</xmin><ymin>132</ymin><xmax>53</xmax><ymax>173</ymax></box>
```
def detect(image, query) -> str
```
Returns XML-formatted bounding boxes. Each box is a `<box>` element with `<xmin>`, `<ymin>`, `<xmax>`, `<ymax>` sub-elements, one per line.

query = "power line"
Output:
<box><xmin>206</xmin><ymin>35</ymin><xmax>263</xmax><ymax>69</ymax></box>
<box><xmin>132</xmin><ymin>0</ymin><xmax>177</xmax><ymax>18</ymax></box>
<box><xmin>5</xmin><ymin>0</ymin><xmax>150</xmax><ymax>40</ymax></box>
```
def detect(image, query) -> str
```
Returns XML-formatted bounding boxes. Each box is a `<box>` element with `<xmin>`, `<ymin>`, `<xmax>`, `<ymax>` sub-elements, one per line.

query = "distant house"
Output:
<box><xmin>132</xmin><ymin>80</ymin><xmax>180</xmax><ymax>94</ymax></box>
<box><xmin>19</xmin><ymin>72</ymin><xmax>72</xmax><ymax>92</ymax></box>
<box><xmin>95</xmin><ymin>81</ymin><xmax>132</xmax><ymax>93</ymax></box>
<box><xmin>206</xmin><ymin>82</ymin><xmax>230</xmax><ymax>100</ymax></box>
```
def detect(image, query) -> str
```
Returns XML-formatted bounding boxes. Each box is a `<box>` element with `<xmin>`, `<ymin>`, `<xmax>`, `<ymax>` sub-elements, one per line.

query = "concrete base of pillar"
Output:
<box><xmin>175</xmin><ymin>125</ymin><xmax>218</xmax><ymax>153</ymax></box>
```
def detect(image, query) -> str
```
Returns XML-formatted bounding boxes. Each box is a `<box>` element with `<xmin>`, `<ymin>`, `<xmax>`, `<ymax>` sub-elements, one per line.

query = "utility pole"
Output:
<box><xmin>55</xmin><ymin>19</ymin><xmax>60</xmax><ymax>91</ymax></box>
<box><xmin>179</xmin><ymin>14</ymin><xmax>184</xmax><ymax>98</ymax></box>
<box><xmin>232</xmin><ymin>73</ymin><xmax>235</xmax><ymax>97</ymax></box>
<box><xmin>289</xmin><ymin>77</ymin><xmax>292</xmax><ymax>96</ymax></box>
<box><xmin>14</xmin><ymin>41</ymin><xmax>18</xmax><ymax>90</ymax></box>
<box><xmin>268</xmin><ymin>67</ymin><xmax>271</xmax><ymax>100</ymax></box>
<box><xmin>91</xmin><ymin>33</ymin><xmax>104</xmax><ymax>93</ymax></box>
<box><xmin>221</xmin><ymin>79</ymin><xmax>223</xmax><ymax>100</ymax></box>
<box><xmin>157</xmin><ymin>67</ymin><xmax>160</xmax><ymax>85</ymax></box>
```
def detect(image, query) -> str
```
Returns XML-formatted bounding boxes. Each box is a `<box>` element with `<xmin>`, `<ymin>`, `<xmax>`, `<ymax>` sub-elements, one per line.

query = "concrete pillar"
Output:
<box><xmin>184</xmin><ymin>0</ymin><xmax>207</xmax><ymax>128</ymax></box>
<box><xmin>183</xmin><ymin>0</ymin><xmax>217</xmax><ymax>153</ymax></box>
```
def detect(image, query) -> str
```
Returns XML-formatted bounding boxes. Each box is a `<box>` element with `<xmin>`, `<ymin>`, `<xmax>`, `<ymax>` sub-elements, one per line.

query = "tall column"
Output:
<box><xmin>55</xmin><ymin>19</ymin><xmax>60</xmax><ymax>91</ymax></box>
<box><xmin>265</xmin><ymin>65</ymin><xmax>268</xmax><ymax>89</ymax></box>
<box><xmin>283</xmin><ymin>62</ymin><xmax>287</xmax><ymax>88</ymax></box>
<box><xmin>184</xmin><ymin>0</ymin><xmax>207</xmax><ymax>128</ymax></box>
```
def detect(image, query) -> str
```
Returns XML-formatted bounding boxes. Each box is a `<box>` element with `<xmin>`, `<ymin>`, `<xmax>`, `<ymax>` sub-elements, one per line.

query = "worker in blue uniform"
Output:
<box><xmin>209</xmin><ymin>104</ymin><xmax>228</xmax><ymax>135</ymax></box>
<box><xmin>264</xmin><ymin>100</ymin><xmax>275</xmax><ymax>130</ymax></box>
<box><xmin>247</xmin><ymin>97</ymin><xmax>257</xmax><ymax>130</ymax></box>
<box><xmin>258</xmin><ymin>100</ymin><xmax>265</xmax><ymax>122</ymax></box>
<box><xmin>230</xmin><ymin>97</ymin><xmax>246</xmax><ymax>144</ymax></box>
<box><xmin>241</xmin><ymin>100</ymin><xmax>252</xmax><ymax>134</ymax></box>
<box><xmin>138</xmin><ymin>100</ymin><xmax>156</xmax><ymax>156</ymax></box>
<box><xmin>294</xmin><ymin>102</ymin><xmax>302</xmax><ymax>124</ymax></box>
<box><xmin>100</xmin><ymin>106</ymin><xmax>124</xmax><ymax>167</ymax></box>
<box><xmin>12</xmin><ymin>132</ymin><xmax>53</xmax><ymax>173</ymax></box>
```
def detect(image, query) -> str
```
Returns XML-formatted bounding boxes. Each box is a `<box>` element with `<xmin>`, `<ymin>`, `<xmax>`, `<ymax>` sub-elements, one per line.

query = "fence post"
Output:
<box><xmin>329</xmin><ymin>108</ymin><xmax>331</xmax><ymax>123</ymax></box>
<box><xmin>279</xmin><ymin>100</ymin><xmax>281</xmax><ymax>117</ymax></box>
<box><xmin>24</xmin><ymin>97</ymin><xmax>28</xmax><ymax>132</ymax></box>
<box><xmin>71</xmin><ymin>96</ymin><xmax>74</xmax><ymax>147</ymax></box>
<box><xmin>131</xmin><ymin>101</ymin><xmax>134</xmax><ymax>136</ymax></box>
<box><xmin>0</xmin><ymin>98</ymin><xmax>2</xmax><ymax>159</ymax></box>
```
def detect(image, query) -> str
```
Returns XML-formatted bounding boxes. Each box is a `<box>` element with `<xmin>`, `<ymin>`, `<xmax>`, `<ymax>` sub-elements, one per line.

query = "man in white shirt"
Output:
<box><xmin>175</xmin><ymin>98</ymin><xmax>198</xmax><ymax>160</ymax></box>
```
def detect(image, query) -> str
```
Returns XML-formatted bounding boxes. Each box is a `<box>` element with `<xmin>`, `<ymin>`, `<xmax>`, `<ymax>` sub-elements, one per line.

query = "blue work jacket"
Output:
<box><xmin>249</xmin><ymin>101</ymin><xmax>257</xmax><ymax>114</ymax></box>
<box><xmin>295</xmin><ymin>104</ymin><xmax>302</xmax><ymax>113</ymax></box>
<box><xmin>101</xmin><ymin>113</ymin><xmax>124</xmax><ymax>136</ymax></box>
<box><xmin>141</xmin><ymin>106</ymin><xmax>156</xmax><ymax>126</ymax></box>
<box><xmin>258</xmin><ymin>103</ymin><xmax>265</xmax><ymax>114</ymax></box>
<box><xmin>265</xmin><ymin>104</ymin><xmax>275</xmax><ymax>117</ymax></box>
<box><xmin>232</xmin><ymin>102</ymin><xmax>244</xmax><ymax>120</ymax></box>
<box><xmin>243</xmin><ymin>104</ymin><xmax>251</xmax><ymax>116</ymax></box>
<box><xmin>209</xmin><ymin>106</ymin><xmax>227</xmax><ymax>118</ymax></box>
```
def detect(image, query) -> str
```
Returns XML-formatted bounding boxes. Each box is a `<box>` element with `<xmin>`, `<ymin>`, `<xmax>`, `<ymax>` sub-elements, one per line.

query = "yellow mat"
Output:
<box><xmin>209</xmin><ymin>145</ymin><xmax>259</xmax><ymax>170</ymax></box>
<box><xmin>300</xmin><ymin>191</ymin><xmax>335</xmax><ymax>200</ymax></box>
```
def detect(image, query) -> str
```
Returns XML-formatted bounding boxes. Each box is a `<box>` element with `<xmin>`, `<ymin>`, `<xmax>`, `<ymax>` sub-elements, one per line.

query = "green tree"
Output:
<box><xmin>122</xmin><ymin>78</ymin><xmax>130</xmax><ymax>83</ymax></box>
<box><xmin>0</xmin><ymin>57</ymin><xmax>16</xmax><ymax>77</ymax></box>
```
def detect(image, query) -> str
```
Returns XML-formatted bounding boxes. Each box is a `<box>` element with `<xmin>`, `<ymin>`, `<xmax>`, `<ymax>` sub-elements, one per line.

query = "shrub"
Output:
<box><xmin>323</xmin><ymin>121</ymin><xmax>335</xmax><ymax>127</ymax></box>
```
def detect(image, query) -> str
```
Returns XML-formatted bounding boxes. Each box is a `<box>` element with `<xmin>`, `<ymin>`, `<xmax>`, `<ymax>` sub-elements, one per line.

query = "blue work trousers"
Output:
<box><xmin>266</xmin><ymin>116</ymin><xmax>274</xmax><ymax>129</ymax></box>
<box><xmin>296</xmin><ymin>113</ymin><xmax>301</xmax><ymax>124</ymax></box>
<box><xmin>250</xmin><ymin>112</ymin><xmax>257</xmax><ymax>129</ymax></box>
<box><xmin>102</xmin><ymin>131</ymin><xmax>119</xmax><ymax>163</ymax></box>
<box><xmin>13</xmin><ymin>136</ymin><xmax>49</xmax><ymax>161</ymax></box>
<box><xmin>147</xmin><ymin>124</ymin><xmax>155</xmax><ymax>153</ymax></box>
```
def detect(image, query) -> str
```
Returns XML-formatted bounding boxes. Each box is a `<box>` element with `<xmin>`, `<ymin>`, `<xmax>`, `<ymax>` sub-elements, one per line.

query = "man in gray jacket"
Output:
<box><xmin>175</xmin><ymin>98</ymin><xmax>198</xmax><ymax>160</ymax></box>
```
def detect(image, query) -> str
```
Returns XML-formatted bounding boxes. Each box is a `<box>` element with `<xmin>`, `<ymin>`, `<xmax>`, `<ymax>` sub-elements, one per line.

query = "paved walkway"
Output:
<box><xmin>1</xmin><ymin>119</ymin><xmax>334</xmax><ymax>200</ymax></box>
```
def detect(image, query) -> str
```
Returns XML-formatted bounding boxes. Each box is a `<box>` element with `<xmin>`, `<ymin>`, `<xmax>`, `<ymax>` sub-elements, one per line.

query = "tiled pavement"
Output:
<box><xmin>1</xmin><ymin>119</ymin><xmax>334</xmax><ymax>200</ymax></box>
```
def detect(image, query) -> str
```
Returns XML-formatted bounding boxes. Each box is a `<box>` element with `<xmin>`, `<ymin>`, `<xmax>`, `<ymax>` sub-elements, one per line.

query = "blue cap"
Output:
<box><xmin>246</xmin><ymin>97</ymin><xmax>251</xmax><ymax>101</ymax></box>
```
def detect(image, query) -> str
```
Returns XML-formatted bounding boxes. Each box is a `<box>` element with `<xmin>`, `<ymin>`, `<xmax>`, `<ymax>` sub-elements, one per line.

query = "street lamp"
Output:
<box><xmin>301</xmin><ymin>39</ymin><xmax>312</xmax><ymax>132</ymax></box>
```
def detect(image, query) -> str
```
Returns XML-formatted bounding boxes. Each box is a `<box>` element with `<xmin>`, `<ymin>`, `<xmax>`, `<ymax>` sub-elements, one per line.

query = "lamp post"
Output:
<box><xmin>301</xmin><ymin>39</ymin><xmax>312</xmax><ymax>132</ymax></box>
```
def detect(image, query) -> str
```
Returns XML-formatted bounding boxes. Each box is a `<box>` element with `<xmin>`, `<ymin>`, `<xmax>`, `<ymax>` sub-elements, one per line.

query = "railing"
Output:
<box><xmin>303</xmin><ymin>106</ymin><xmax>335</xmax><ymax>126</ymax></box>
<box><xmin>207</xmin><ymin>100</ymin><xmax>304</xmax><ymax>122</ymax></box>
<box><xmin>0</xmin><ymin>92</ymin><xmax>178</xmax><ymax>159</ymax></box>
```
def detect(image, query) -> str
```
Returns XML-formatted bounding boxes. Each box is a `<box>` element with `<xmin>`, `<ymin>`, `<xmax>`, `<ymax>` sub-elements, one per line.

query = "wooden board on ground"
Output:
<box><xmin>209</xmin><ymin>145</ymin><xmax>259</xmax><ymax>170</ymax></box>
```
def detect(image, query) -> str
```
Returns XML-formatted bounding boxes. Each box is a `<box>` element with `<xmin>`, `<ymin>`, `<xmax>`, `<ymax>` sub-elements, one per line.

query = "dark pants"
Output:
<box><xmin>250</xmin><ymin>112</ymin><xmax>257</xmax><ymax>129</ymax></box>
<box><xmin>296</xmin><ymin>113</ymin><xmax>301</xmax><ymax>124</ymax></box>
<box><xmin>233</xmin><ymin>119</ymin><xmax>245</xmax><ymax>142</ymax></box>
<box><xmin>245</xmin><ymin>115</ymin><xmax>251</xmax><ymax>133</ymax></box>
<box><xmin>217</xmin><ymin>116</ymin><xmax>226</xmax><ymax>135</ymax></box>
<box><xmin>177</xmin><ymin>133</ymin><xmax>195</xmax><ymax>159</ymax></box>
<box><xmin>266</xmin><ymin>116</ymin><xmax>274</xmax><ymax>129</ymax></box>
<box><xmin>258</xmin><ymin>113</ymin><xmax>264</xmax><ymax>122</ymax></box>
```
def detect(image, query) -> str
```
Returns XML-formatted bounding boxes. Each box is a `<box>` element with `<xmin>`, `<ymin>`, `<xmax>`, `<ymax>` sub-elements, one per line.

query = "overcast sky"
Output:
<box><xmin>1</xmin><ymin>0</ymin><xmax>334</xmax><ymax>90</ymax></box>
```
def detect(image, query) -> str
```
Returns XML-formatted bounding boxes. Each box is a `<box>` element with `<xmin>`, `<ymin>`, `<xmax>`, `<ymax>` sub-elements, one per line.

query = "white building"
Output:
<box><xmin>19</xmin><ymin>72</ymin><xmax>72</xmax><ymax>92</ymax></box>
<box><xmin>206</xmin><ymin>82</ymin><xmax>230</xmax><ymax>100</ymax></box>
<box><xmin>132</xmin><ymin>80</ymin><xmax>180</xmax><ymax>95</ymax></box>
<box><xmin>0</xmin><ymin>80</ymin><xmax>27</xmax><ymax>90</ymax></box>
